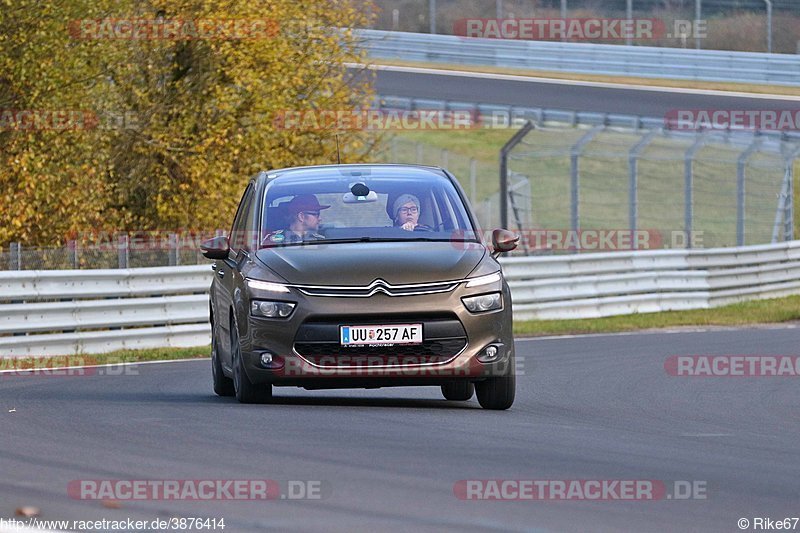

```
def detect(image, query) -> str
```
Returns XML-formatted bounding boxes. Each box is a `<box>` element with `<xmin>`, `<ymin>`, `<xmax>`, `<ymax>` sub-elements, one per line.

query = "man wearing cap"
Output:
<box><xmin>264</xmin><ymin>194</ymin><xmax>330</xmax><ymax>244</ymax></box>
<box><xmin>391</xmin><ymin>193</ymin><xmax>430</xmax><ymax>232</ymax></box>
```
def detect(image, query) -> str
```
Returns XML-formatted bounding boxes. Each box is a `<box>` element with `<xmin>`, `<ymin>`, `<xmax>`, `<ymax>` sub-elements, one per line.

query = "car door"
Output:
<box><xmin>216</xmin><ymin>183</ymin><xmax>255</xmax><ymax>371</ymax></box>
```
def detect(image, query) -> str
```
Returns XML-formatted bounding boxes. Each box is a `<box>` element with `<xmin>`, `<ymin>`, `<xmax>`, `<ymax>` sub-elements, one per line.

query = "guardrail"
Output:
<box><xmin>359</xmin><ymin>29</ymin><xmax>800</xmax><ymax>86</ymax></box>
<box><xmin>2</xmin><ymin>241</ymin><xmax>799</xmax><ymax>356</ymax></box>
<box><xmin>0</xmin><ymin>266</ymin><xmax>212</xmax><ymax>356</ymax></box>
<box><xmin>504</xmin><ymin>240</ymin><xmax>800</xmax><ymax>320</ymax></box>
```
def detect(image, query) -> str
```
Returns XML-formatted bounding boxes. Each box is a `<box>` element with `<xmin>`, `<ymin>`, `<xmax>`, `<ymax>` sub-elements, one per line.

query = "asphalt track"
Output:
<box><xmin>2</xmin><ymin>326</ymin><xmax>799</xmax><ymax>532</ymax></box>
<box><xmin>362</xmin><ymin>65</ymin><xmax>800</xmax><ymax>117</ymax></box>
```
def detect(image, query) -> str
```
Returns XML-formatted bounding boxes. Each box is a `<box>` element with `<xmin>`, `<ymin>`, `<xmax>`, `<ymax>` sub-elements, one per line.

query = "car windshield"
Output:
<box><xmin>259</xmin><ymin>166</ymin><xmax>480</xmax><ymax>247</ymax></box>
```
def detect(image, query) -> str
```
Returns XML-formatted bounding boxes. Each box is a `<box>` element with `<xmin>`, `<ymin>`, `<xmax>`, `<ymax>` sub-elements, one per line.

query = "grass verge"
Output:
<box><xmin>0</xmin><ymin>346</ymin><xmax>210</xmax><ymax>370</ymax></box>
<box><xmin>514</xmin><ymin>295</ymin><xmax>800</xmax><ymax>337</ymax></box>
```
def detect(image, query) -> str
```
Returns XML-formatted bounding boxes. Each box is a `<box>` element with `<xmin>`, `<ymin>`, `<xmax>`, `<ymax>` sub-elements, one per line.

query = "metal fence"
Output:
<box><xmin>373</xmin><ymin>136</ymin><xmax>529</xmax><ymax>230</ymax></box>
<box><xmin>374</xmin><ymin>95</ymin><xmax>800</xmax><ymax>252</ymax></box>
<box><xmin>0</xmin><ymin>235</ymin><xmax>212</xmax><ymax>271</ymax></box>
<box><xmin>365</xmin><ymin>0</ymin><xmax>800</xmax><ymax>54</ymax></box>
<box><xmin>358</xmin><ymin>29</ymin><xmax>800</xmax><ymax>86</ymax></box>
<box><xmin>506</xmin><ymin>122</ymin><xmax>799</xmax><ymax>252</ymax></box>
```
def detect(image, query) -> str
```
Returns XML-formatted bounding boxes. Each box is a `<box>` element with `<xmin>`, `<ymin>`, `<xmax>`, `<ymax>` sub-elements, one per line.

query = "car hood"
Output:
<box><xmin>255</xmin><ymin>241</ymin><xmax>486</xmax><ymax>285</ymax></box>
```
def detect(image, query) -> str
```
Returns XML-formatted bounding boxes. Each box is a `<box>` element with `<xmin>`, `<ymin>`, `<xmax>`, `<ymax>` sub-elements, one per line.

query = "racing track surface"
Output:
<box><xmin>1</xmin><ymin>326</ymin><xmax>799</xmax><ymax>532</ymax></box>
<box><xmin>358</xmin><ymin>65</ymin><xmax>800</xmax><ymax>117</ymax></box>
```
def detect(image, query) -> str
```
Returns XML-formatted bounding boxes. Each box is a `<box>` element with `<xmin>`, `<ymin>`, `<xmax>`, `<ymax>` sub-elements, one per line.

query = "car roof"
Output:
<box><xmin>263</xmin><ymin>163</ymin><xmax>449</xmax><ymax>180</ymax></box>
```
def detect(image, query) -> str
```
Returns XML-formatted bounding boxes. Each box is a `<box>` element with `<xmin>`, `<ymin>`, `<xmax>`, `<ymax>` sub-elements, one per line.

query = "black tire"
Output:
<box><xmin>231</xmin><ymin>319</ymin><xmax>272</xmax><ymax>404</ymax></box>
<box><xmin>441</xmin><ymin>381</ymin><xmax>474</xmax><ymax>401</ymax></box>
<box><xmin>211</xmin><ymin>327</ymin><xmax>234</xmax><ymax>397</ymax></box>
<box><xmin>475</xmin><ymin>373</ymin><xmax>515</xmax><ymax>410</ymax></box>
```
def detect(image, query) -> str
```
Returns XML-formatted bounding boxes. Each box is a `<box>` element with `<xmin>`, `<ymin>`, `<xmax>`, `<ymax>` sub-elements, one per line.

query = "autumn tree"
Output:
<box><xmin>0</xmin><ymin>0</ymin><xmax>375</xmax><ymax>247</ymax></box>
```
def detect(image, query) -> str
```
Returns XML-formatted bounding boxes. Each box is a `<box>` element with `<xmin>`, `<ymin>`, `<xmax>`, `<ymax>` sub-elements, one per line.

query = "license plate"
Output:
<box><xmin>340</xmin><ymin>324</ymin><xmax>423</xmax><ymax>346</ymax></box>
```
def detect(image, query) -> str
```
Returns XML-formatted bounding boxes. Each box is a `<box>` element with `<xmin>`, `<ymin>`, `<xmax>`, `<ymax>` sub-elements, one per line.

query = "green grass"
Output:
<box><xmin>373</xmin><ymin>129</ymin><xmax>511</xmax><ymax>203</ymax></box>
<box><xmin>372</xmin><ymin>129</ymin><xmax>798</xmax><ymax>248</ymax></box>
<box><xmin>514</xmin><ymin>295</ymin><xmax>800</xmax><ymax>337</ymax></box>
<box><xmin>0</xmin><ymin>346</ymin><xmax>209</xmax><ymax>370</ymax></box>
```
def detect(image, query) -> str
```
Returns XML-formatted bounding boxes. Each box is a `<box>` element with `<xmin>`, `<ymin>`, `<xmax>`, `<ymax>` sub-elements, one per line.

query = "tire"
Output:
<box><xmin>231</xmin><ymin>319</ymin><xmax>272</xmax><ymax>404</ymax></box>
<box><xmin>441</xmin><ymin>381</ymin><xmax>474</xmax><ymax>401</ymax></box>
<box><xmin>211</xmin><ymin>327</ymin><xmax>234</xmax><ymax>397</ymax></box>
<box><xmin>475</xmin><ymin>373</ymin><xmax>515</xmax><ymax>410</ymax></box>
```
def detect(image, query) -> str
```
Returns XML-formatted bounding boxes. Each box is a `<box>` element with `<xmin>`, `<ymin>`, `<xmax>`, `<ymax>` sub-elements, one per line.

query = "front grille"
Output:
<box><xmin>293</xmin><ymin>317</ymin><xmax>467</xmax><ymax>367</ymax></box>
<box><xmin>290</xmin><ymin>278</ymin><xmax>460</xmax><ymax>298</ymax></box>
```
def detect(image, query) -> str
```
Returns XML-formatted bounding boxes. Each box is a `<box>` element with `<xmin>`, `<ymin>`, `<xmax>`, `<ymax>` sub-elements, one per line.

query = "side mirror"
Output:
<box><xmin>492</xmin><ymin>229</ymin><xmax>520</xmax><ymax>255</ymax></box>
<box><xmin>200</xmin><ymin>236</ymin><xmax>230</xmax><ymax>260</ymax></box>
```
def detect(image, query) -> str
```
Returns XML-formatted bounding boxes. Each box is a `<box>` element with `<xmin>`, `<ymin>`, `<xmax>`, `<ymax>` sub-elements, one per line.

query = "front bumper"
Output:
<box><xmin>238</xmin><ymin>282</ymin><xmax>514</xmax><ymax>387</ymax></box>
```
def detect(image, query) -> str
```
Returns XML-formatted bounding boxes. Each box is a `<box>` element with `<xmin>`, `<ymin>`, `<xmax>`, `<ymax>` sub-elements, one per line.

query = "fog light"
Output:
<box><xmin>260</xmin><ymin>353</ymin><xmax>273</xmax><ymax>366</ymax></box>
<box><xmin>477</xmin><ymin>345</ymin><xmax>503</xmax><ymax>364</ymax></box>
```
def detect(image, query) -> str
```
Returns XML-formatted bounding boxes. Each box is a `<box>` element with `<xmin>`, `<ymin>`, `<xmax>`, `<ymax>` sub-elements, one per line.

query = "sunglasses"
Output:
<box><xmin>302</xmin><ymin>211</ymin><xmax>321</xmax><ymax>217</ymax></box>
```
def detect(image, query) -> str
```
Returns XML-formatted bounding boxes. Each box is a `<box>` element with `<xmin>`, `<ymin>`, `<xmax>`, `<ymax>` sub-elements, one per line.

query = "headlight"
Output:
<box><xmin>251</xmin><ymin>300</ymin><xmax>295</xmax><ymax>318</ymax></box>
<box><xmin>462</xmin><ymin>292</ymin><xmax>502</xmax><ymax>313</ymax></box>
<box><xmin>465</xmin><ymin>272</ymin><xmax>501</xmax><ymax>288</ymax></box>
<box><xmin>247</xmin><ymin>279</ymin><xmax>291</xmax><ymax>293</ymax></box>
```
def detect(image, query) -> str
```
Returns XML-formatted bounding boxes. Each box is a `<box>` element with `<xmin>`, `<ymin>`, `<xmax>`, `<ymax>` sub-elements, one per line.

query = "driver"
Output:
<box><xmin>392</xmin><ymin>194</ymin><xmax>430</xmax><ymax>232</ymax></box>
<box><xmin>264</xmin><ymin>194</ymin><xmax>329</xmax><ymax>244</ymax></box>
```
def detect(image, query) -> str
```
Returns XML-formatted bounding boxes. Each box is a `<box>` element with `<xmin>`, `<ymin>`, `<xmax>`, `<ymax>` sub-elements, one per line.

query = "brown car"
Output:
<box><xmin>201</xmin><ymin>164</ymin><xmax>519</xmax><ymax>409</ymax></box>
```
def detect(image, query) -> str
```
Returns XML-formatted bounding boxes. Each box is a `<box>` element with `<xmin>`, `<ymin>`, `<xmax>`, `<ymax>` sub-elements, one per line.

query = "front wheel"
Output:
<box><xmin>441</xmin><ymin>381</ymin><xmax>474</xmax><ymax>401</ymax></box>
<box><xmin>475</xmin><ymin>373</ymin><xmax>515</xmax><ymax>410</ymax></box>
<box><xmin>211</xmin><ymin>329</ymin><xmax>234</xmax><ymax>397</ymax></box>
<box><xmin>231</xmin><ymin>319</ymin><xmax>272</xmax><ymax>404</ymax></box>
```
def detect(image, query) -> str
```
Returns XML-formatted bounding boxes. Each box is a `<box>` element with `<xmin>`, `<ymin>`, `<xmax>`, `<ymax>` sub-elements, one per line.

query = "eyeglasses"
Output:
<box><xmin>398</xmin><ymin>206</ymin><xmax>418</xmax><ymax>215</ymax></box>
<box><xmin>302</xmin><ymin>211</ymin><xmax>321</xmax><ymax>217</ymax></box>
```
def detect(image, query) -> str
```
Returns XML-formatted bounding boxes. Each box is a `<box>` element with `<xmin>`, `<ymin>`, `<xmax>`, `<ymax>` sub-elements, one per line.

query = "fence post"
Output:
<box><xmin>168</xmin><ymin>233</ymin><xmax>179</xmax><ymax>266</ymax></box>
<box><xmin>470</xmin><ymin>158</ymin><xmax>477</xmax><ymax>205</ymax></box>
<box><xmin>391</xmin><ymin>137</ymin><xmax>397</xmax><ymax>162</ymax></box>
<box><xmin>118</xmin><ymin>234</ymin><xmax>129</xmax><ymax>269</ymax></box>
<box><xmin>695</xmin><ymin>0</ymin><xmax>702</xmax><ymax>49</ymax></box>
<box><xmin>416</xmin><ymin>143</ymin><xmax>423</xmax><ymax>164</ymax></box>
<box><xmin>441</xmin><ymin>149</ymin><xmax>448</xmax><ymax>169</ymax></box>
<box><xmin>500</xmin><ymin>121</ymin><xmax>535</xmax><ymax>229</ymax></box>
<box><xmin>628</xmin><ymin>130</ymin><xmax>658</xmax><ymax>249</ymax></box>
<box><xmin>9</xmin><ymin>242</ymin><xmax>21</xmax><ymax>270</ymax></box>
<box><xmin>787</xmin><ymin>164</ymin><xmax>795</xmax><ymax>242</ymax></box>
<box><xmin>737</xmin><ymin>138</ymin><xmax>761</xmax><ymax>246</ymax></box>
<box><xmin>569</xmin><ymin>126</ymin><xmax>603</xmax><ymax>236</ymax></box>
<box><xmin>786</xmin><ymin>151</ymin><xmax>798</xmax><ymax>241</ymax></box>
<box><xmin>684</xmin><ymin>134</ymin><xmax>706</xmax><ymax>249</ymax></box>
<box><xmin>626</xmin><ymin>0</ymin><xmax>633</xmax><ymax>47</ymax></box>
<box><xmin>765</xmin><ymin>0</ymin><xmax>773</xmax><ymax>54</ymax></box>
<box><xmin>69</xmin><ymin>240</ymin><xmax>79</xmax><ymax>269</ymax></box>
